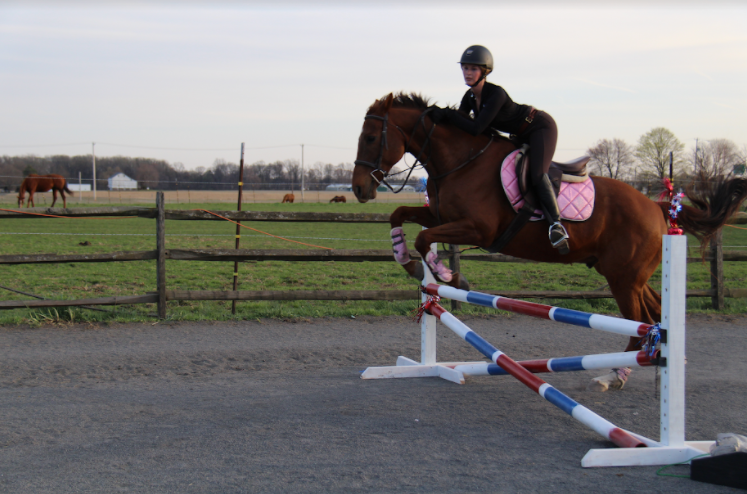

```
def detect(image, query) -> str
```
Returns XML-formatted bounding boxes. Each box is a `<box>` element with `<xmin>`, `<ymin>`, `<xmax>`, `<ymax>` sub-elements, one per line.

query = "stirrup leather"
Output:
<box><xmin>549</xmin><ymin>222</ymin><xmax>569</xmax><ymax>248</ymax></box>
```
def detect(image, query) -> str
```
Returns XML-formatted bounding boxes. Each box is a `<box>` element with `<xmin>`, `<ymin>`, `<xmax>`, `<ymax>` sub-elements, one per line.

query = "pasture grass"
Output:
<box><xmin>1</xmin><ymin>201</ymin><xmax>746</xmax><ymax>325</ymax></box>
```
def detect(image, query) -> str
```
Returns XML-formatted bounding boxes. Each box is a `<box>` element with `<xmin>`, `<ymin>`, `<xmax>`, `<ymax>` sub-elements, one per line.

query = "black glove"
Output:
<box><xmin>428</xmin><ymin>107</ymin><xmax>450</xmax><ymax>124</ymax></box>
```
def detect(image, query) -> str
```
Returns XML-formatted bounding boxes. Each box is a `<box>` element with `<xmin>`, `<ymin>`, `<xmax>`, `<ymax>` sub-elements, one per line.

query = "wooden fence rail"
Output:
<box><xmin>1</xmin><ymin>197</ymin><xmax>745</xmax><ymax>318</ymax></box>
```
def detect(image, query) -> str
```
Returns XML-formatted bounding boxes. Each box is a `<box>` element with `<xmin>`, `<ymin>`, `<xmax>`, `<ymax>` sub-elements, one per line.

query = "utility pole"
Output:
<box><xmin>92</xmin><ymin>142</ymin><xmax>97</xmax><ymax>201</ymax></box>
<box><xmin>301</xmin><ymin>143</ymin><xmax>305</xmax><ymax>202</ymax></box>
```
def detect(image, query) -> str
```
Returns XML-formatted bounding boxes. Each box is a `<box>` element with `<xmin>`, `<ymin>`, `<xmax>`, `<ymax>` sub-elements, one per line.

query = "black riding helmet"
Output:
<box><xmin>459</xmin><ymin>45</ymin><xmax>493</xmax><ymax>71</ymax></box>
<box><xmin>459</xmin><ymin>45</ymin><xmax>493</xmax><ymax>86</ymax></box>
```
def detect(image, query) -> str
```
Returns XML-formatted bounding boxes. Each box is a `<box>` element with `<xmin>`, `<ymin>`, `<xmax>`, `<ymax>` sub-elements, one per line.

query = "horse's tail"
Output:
<box><xmin>659</xmin><ymin>176</ymin><xmax>747</xmax><ymax>247</ymax></box>
<box><xmin>63</xmin><ymin>180</ymin><xmax>72</xmax><ymax>194</ymax></box>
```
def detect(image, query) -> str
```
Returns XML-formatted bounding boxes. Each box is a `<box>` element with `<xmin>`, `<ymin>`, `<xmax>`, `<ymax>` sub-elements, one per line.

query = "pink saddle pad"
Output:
<box><xmin>500</xmin><ymin>149</ymin><xmax>595</xmax><ymax>222</ymax></box>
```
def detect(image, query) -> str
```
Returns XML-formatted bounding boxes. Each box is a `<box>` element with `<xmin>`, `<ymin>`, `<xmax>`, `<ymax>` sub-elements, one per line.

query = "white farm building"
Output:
<box><xmin>108</xmin><ymin>173</ymin><xmax>138</xmax><ymax>190</ymax></box>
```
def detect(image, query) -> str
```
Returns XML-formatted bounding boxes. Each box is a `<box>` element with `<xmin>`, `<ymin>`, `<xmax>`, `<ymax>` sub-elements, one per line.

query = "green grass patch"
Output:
<box><xmin>1</xmin><ymin>202</ymin><xmax>746</xmax><ymax>325</ymax></box>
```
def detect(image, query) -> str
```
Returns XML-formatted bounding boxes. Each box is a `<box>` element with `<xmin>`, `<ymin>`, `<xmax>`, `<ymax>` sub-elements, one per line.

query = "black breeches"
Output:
<box><xmin>519</xmin><ymin>111</ymin><xmax>558</xmax><ymax>187</ymax></box>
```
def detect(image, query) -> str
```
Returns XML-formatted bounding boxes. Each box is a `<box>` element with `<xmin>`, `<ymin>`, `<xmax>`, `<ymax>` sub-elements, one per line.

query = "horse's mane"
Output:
<box><xmin>369</xmin><ymin>92</ymin><xmax>432</xmax><ymax>113</ymax></box>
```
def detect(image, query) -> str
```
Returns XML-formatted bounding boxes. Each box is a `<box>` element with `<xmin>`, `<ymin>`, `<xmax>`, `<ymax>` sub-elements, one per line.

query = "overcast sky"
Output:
<box><xmin>1</xmin><ymin>1</ymin><xmax>745</xmax><ymax>174</ymax></box>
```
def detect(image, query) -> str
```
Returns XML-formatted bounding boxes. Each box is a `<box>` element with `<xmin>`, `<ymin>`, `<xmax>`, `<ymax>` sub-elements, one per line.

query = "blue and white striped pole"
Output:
<box><xmin>427</xmin><ymin>300</ymin><xmax>645</xmax><ymax>450</ymax></box>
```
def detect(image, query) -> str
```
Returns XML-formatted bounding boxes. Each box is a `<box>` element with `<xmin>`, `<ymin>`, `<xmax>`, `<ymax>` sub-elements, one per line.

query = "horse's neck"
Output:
<box><xmin>420</xmin><ymin>128</ymin><xmax>509</xmax><ymax>180</ymax></box>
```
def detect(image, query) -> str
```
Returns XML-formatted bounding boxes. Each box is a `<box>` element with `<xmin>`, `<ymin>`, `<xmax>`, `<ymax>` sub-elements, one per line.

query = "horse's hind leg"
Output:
<box><xmin>588</xmin><ymin>257</ymin><xmax>660</xmax><ymax>391</ymax></box>
<box><xmin>51</xmin><ymin>189</ymin><xmax>58</xmax><ymax>207</ymax></box>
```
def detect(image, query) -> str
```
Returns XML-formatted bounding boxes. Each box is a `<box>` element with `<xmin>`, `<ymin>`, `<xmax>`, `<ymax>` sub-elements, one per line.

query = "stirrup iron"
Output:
<box><xmin>549</xmin><ymin>222</ymin><xmax>569</xmax><ymax>248</ymax></box>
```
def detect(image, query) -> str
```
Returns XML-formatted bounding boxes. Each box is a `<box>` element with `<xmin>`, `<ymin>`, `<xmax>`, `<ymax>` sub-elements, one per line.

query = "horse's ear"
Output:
<box><xmin>383</xmin><ymin>93</ymin><xmax>394</xmax><ymax>112</ymax></box>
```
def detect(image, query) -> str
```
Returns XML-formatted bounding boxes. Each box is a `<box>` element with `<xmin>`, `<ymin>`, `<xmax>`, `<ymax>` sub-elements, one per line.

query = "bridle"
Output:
<box><xmin>354</xmin><ymin>108</ymin><xmax>493</xmax><ymax>193</ymax></box>
<box><xmin>354</xmin><ymin>111</ymin><xmax>436</xmax><ymax>193</ymax></box>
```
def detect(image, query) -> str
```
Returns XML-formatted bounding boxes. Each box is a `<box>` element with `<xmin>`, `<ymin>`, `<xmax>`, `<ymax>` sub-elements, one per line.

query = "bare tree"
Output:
<box><xmin>586</xmin><ymin>138</ymin><xmax>635</xmax><ymax>180</ymax></box>
<box><xmin>635</xmin><ymin>127</ymin><xmax>685</xmax><ymax>178</ymax></box>
<box><xmin>692</xmin><ymin>138</ymin><xmax>743</xmax><ymax>179</ymax></box>
<box><xmin>332</xmin><ymin>162</ymin><xmax>354</xmax><ymax>183</ymax></box>
<box><xmin>283</xmin><ymin>159</ymin><xmax>301</xmax><ymax>188</ymax></box>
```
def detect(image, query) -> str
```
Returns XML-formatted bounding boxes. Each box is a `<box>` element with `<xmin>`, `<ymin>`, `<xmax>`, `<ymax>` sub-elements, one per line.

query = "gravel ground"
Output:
<box><xmin>0</xmin><ymin>313</ymin><xmax>745</xmax><ymax>493</ymax></box>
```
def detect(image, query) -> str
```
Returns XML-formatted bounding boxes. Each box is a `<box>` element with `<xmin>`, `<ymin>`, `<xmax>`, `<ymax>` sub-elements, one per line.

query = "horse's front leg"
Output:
<box><xmin>51</xmin><ymin>189</ymin><xmax>58</xmax><ymax>208</ymax></box>
<box><xmin>388</xmin><ymin>206</ymin><xmax>440</xmax><ymax>282</ymax></box>
<box><xmin>414</xmin><ymin>221</ymin><xmax>487</xmax><ymax>285</ymax></box>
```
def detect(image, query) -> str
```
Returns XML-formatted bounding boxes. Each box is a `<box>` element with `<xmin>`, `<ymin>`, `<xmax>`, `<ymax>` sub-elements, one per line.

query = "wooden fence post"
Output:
<box><xmin>449</xmin><ymin>244</ymin><xmax>461</xmax><ymax>311</ymax></box>
<box><xmin>710</xmin><ymin>229</ymin><xmax>724</xmax><ymax>310</ymax></box>
<box><xmin>156</xmin><ymin>191</ymin><xmax>167</xmax><ymax>319</ymax></box>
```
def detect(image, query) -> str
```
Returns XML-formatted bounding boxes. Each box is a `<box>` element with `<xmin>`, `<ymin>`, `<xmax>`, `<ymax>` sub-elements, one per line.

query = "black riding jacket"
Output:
<box><xmin>451</xmin><ymin>82</ymin><xmax>532</xmax><ymax>136</ymax></box>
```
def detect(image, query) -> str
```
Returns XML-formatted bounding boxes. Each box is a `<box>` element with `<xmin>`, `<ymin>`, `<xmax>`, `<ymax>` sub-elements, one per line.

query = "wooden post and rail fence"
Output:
<box><xmin>1</xmin><ymin>193</ymin><xmax>745</xmax><ymax>318</ymax></box>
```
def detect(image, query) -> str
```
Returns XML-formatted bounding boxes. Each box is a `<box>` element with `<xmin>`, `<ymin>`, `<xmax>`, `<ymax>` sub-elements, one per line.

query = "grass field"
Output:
<box><xmin>1</xmin><ymin>200</ymin><xmax>746</xmax><ymax>325</ymax></box>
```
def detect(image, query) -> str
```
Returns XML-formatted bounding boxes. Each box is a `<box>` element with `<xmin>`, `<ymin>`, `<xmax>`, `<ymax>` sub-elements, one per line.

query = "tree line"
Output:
<box><xmin>2</xmin><ymin>127</ymin><xmax>744</xmax><ymax>192</ymax></box>
<box><xmin>586</xmin><ymin>128</ymin><xmax>746</xmax><ymax>187</ymax></box>
<box><xmin>0</xmin><ymin>155</ymin><xmax>367</xmax><ymax>192</ymax></box>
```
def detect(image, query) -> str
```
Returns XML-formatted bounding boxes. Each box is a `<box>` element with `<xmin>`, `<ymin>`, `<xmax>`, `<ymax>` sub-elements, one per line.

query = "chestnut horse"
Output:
<box><xmin>353</xmin><ymin>93</ymin><xmax>747</xmax><ymax>390</ymax></box>
<box><xmin>330</xmin><ymin>195</ymin><xmax>347</xmax><ymax>203</ymax></box>
<box><xmin>17</xmin><ymin>174</ymin><xmax>72</xmax><ymax>208</ymax></box>
<box><xmin>281</xmin><ymin>193</ymin><xmax>295</xmax><ymax>203</ymax></box>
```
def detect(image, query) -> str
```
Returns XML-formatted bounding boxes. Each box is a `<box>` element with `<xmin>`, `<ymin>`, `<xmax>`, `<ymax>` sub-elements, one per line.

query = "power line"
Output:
<box><xmin>0</xmin><ymin>142</ymin><xmax>355</xmax><ymax>152</ymax></box>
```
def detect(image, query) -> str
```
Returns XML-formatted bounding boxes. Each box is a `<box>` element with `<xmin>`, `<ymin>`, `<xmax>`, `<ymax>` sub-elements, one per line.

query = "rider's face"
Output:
<box><xmin>461</xmin><ymin>64</ymin><xmax>483</xmax><ymax>86</ymax></box>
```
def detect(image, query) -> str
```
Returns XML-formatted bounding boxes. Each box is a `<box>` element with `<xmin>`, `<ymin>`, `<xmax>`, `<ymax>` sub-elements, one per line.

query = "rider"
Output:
<box><xmin>430</xmin><ymin>45</ymin><xmax>570</xmax><ymax>254</ymax></box>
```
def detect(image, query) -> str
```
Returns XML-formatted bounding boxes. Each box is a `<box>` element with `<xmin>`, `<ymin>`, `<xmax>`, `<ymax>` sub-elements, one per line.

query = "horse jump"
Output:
<box><xmin>362</xmin><ymin>235</ymin><xmax>714</xmax><ymax>467</ymax></box>
<box><xmin>352</xmin><ymin>93</ymin><xmax>747</xmax><ymax>388</ymax></box>
<box><xmin>329</xmin><ymin>195</ymin><xmax>347</xmax><ymax>203</ymax></box>
<box><xmin>17</xmin><ymin>174</ymin><xmax>72</xmax><ymax>208</ymax></box>
<box><xmin>281</xmin><ymin>193</ymin><xmax>295</xmax><ymax>203</ymax></box>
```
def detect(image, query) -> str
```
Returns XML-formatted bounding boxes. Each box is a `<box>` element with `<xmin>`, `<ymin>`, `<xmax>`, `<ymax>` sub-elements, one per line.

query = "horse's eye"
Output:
<box><xmin>365</xmin><ymin>136</ymin><xmax>376</xmax><ymax>144</ymax></box>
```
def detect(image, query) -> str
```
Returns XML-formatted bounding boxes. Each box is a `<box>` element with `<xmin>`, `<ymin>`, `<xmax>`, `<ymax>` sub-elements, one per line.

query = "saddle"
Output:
<box><xmin>487</xmin><ymin>146</ymin><xmax>595</xmax><ymax>253</ymax></box>
<box><xmin>513</xmin><ymin>144</ymin><xmax>590</xmax><ymax>212</ymax></box>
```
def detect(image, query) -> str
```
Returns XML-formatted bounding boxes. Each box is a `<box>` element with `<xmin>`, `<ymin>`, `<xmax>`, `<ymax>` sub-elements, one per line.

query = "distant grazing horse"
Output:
<box><xmin>353</xmin><ymin>92</ymin><xmax>747</xmax><ymax>390</ymax></box>
<box><xmin>17</xmin><ymin>174</ymin><xmax>72</xmax><ymax>208</ymax></box>
<box><xmin>330</xmin><ymin>195</ymin><xmax>347</xmax><ymax>203</ymax></box>
<box><xmin>281</xmin><ymin>193</ymin><xmax>295</xmax><ymax>203</ymax></box>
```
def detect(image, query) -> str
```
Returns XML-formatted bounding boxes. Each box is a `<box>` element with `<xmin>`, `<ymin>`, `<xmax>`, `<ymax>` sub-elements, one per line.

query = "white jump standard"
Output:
<box><xmin>362</xmin><ymin>235</ymin><xmax>715</xmax><ymax>467</ymax></box>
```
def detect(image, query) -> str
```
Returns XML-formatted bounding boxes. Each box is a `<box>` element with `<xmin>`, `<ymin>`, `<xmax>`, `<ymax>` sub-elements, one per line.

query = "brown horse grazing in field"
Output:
<box><xmin>281</xmin><ymin>193</ymin><xmax>295</xmax><ymax>203</ymax></box>
<box><xmin>17</xmin><ymin>174</ymin><xmax>72</xmax><ymax>208</ymax></box>
<box><xmin>330</xmin><ymin>195</ymin><xmax>347</xmax><ymax>203</ymax></box>
<box><xmin>353</xmin><ymin>92</ymin><xmax>747</xmax><ymax>390</ymax></box>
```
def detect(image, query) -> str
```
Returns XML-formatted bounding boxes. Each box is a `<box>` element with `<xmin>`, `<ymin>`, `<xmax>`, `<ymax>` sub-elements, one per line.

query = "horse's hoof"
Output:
<box><xmin>588</xmin><ymin>367</ymin><xmax>631</xmax><ymax>392</ymax></box>
<box><xmin>457</xmin><ymin>273</ymin><xmax>470</xmax><ymax>291</ymax></box>
<box><xmin>447</xmin><ymin>273</ymin><xmax>470</xmax><ymax>291</ymax></box>
<box><xmin>411</xmin><ymin>262</ymin><xmax>424</xmax><ymax>282</ymax></box>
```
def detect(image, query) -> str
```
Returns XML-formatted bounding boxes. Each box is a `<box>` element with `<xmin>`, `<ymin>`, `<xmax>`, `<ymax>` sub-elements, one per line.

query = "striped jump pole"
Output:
<box><xmin>426</xmin><ymin>300</ymin><xmax>645</xmax><ymax>450</ymax></box>
<box><xmin>424</xmin><ymin>284</ymin><xmax>652</xmax><ymax>338</ymax></box>
<box><xmin>451</xmin><ymin>349</ymin><xmax>656</xmax><ymax>378</ymax></box>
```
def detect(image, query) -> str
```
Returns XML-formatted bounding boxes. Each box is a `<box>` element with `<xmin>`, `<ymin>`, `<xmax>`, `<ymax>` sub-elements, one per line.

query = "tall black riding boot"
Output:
<box><xmin>535</xmin><ymin>174</ymin><xmax>570</xmax><ymax>254</ymax></box>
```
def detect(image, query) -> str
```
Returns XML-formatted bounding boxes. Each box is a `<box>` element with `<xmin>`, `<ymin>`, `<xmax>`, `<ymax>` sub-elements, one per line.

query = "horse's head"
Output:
<box><xmin>352</xmin><ymin>93</ymin><xmax>411</xmax><ymax>203</ymax></box>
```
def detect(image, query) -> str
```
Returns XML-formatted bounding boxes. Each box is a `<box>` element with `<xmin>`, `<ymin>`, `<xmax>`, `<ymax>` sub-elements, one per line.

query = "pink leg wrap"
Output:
<box><xmin>614</xmin><ymin>367</ymin><xmax>632</xmax><ymax>382</ymax></box>
<box><xmin>426</xmin><ymin>251</ymin><xmax>452</xmax><ymax>283</ymax></box>
<box><xmin>390</xmin><ymin>227</ymin><xmax>410</xmax><ymax>265</ymax></box>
